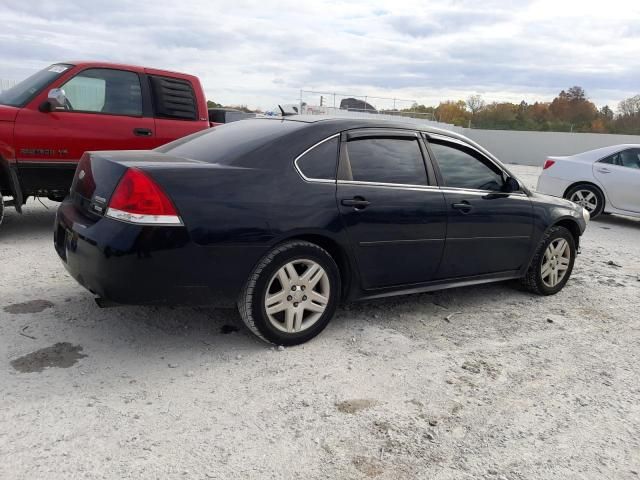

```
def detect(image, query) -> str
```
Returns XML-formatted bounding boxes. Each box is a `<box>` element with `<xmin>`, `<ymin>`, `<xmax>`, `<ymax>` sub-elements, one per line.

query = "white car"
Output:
<box><xmin>536</xmin><ymin>144</ymin><xmax>640</xmax><ymax>219</ymax></box>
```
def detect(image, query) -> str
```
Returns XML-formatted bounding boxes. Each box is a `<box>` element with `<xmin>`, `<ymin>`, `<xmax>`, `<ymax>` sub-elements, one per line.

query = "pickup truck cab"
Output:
<box><xmin>0</xmin><ymin>61</ymin><xmax>209</xmax><ymax>224</ymax></box>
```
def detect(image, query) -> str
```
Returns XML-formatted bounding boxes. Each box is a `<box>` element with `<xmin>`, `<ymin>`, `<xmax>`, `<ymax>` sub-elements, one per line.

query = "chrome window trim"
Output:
<box><xmin>293</xmin><ymin>133</ymin><xmax>340</xmax><ymax>184</ymax></box>
<box><xmin>336</xmin><ymin>179</ymin><xmax>528</xmax><ymax>197</ymax></box>
<box><xmin>337</xmin><ymin>179</ymin><xmax>435</xmax><ymax>190</ymax></box>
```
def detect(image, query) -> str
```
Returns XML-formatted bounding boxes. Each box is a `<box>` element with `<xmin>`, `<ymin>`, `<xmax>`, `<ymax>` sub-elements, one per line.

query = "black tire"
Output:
<box><xmin>237</xmin><ymin>240</ymin><xmax>341</xmax><ymax>346</ymax></box>
<box><xmin>521</xmin><ymin>226</ymin><xmax>576</xmax><ymax>295</ymax></box>
<box><xmin>565</xmin><ymin>184</ymin><xmax>604</xmax><ymax>219</ymax></box>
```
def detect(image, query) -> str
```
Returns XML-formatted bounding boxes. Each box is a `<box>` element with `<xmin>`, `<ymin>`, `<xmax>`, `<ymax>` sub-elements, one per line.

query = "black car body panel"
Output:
<box><xmin>54</xmin><ymin>116</ymin><xmax>588</xmax><ymax>306</ymax></box>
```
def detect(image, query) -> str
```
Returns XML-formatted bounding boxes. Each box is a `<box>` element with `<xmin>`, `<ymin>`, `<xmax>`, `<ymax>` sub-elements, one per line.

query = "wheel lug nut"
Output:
<box><xmin>293</xmin><ymin>302</ymin><xmax>299</xmax><ymax>307</ymax></box>
<box><xmin>291</xmin><ymin>286</ymin><xmax>297</xmax><ymax>291</ymax></box>
<box><xmin>302</xmin><ymin>296</ymin><xmax>307</xmax><ymax>301</ymax></box>
<box><xmin>301</xmin><ymin>286</ymin><xmax>305</xmax><ymax>291</ymax></box>
<box><xmin>287</xmin><ymin>296</ymin><xmax>292</xmax><ymax>301</ymax></box>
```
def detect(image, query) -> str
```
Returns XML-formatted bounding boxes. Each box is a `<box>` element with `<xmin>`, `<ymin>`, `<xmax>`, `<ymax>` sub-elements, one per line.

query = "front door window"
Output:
<box><xmin>61</xmin><ymin>68</ymin><xmax>142</xmax><ymax>116</ymax></box>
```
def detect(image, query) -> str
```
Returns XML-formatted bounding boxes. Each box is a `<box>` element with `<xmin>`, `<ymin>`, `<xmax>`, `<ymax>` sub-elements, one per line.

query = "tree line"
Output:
<box><xmin>403</xmin><ymin>87</ymin><xmax>640</xmax><ymax>134</ymax></box>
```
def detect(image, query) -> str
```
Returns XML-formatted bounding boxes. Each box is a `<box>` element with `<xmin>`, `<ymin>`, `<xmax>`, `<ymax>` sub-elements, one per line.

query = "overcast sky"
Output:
<box><xmin>0</xmin><ymin>0</ymin><xmax>638</xmax><ymax>111</ymax></box>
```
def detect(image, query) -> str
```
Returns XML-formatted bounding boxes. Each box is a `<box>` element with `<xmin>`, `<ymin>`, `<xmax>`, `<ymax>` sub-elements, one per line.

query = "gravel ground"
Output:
<box><xmin>1</xmin><ymin>165</ymin><xmax>639</xmax><ymax>480</ymax></box>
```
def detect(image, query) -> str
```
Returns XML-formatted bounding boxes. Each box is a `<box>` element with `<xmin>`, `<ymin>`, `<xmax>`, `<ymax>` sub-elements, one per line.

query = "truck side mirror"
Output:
<box><xmin>47</xmin><ymin>88</ymin><xmax>67</xmax><ymax>111</ymax></box>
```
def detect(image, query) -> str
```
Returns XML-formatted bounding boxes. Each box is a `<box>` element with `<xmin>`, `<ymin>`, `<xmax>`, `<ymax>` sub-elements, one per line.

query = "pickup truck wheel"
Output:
<box><xmin>521</xmin><ymin>226</ymin><xmax>576</xmax><ymax>295</ymax></box>
<box><xmin>238</xmin><ymin>240</ymin><xmax>341</xmax><ymax>346</ymax></box>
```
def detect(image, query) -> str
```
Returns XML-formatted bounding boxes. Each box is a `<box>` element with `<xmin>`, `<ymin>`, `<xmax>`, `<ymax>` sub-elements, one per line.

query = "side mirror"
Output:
<box><xmin>503</xmin><ymin>176</ymin><xmax>520</xmax><ymax>193</ymax></box>
<box><xmin>46</xmin><ymin>88</ymin><xmax>67</xmax><ymax>111</ymax></box>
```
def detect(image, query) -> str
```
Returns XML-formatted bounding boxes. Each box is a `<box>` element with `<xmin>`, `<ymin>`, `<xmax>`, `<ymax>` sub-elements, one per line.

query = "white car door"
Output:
<box><xmin>593</xmin><ymin>148</ymin><xmax>640</xmax><ymax>213</ymax></box>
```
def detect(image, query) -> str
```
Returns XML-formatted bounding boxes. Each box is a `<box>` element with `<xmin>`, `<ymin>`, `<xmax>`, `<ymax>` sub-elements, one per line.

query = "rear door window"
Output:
<box><xmin>600</xmin><ymin>149</ymin><xmax>640</xmax><ymax>169</ymax></box>
<box><xmin>344</xmin><ymin>137</ymin><xmax>428</xmax><ymax>185</ymax></box>
<box><xmin>149</xmin><ymin>75</ymin><xmax>197</xmax><ymax>120</ymax></box>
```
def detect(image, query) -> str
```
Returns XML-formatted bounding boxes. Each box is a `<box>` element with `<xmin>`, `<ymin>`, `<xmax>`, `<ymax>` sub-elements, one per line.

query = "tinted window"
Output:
<box><xmin>600</xmin><ymin>149</ymin><xmax>640</xmax><ymax>169</ymax></box>
<box><xmin>149</xmin><ymin>75</ymin><xmax>197</xmax><ymax>120</ymax></box>
<box><xmin>346</xmin><ymin>137</ymin><xmax>427</xmax><ymax>185</ymax></box>
<box><xmin>296</xmin><ymin>137</ymin><xmax>339</xmax><ymax>180</ymax></box>
<box><xmin>0</xmin><ymin>64</ymin><xmax>72</xmax><ymax>107</ymax></box>
<box><xmin>62</xmin><ymin>69</ymin><xmax>142</xmax><ymax>116</ymax></box>
<box><xmin>430</xmin><ymin>142</ymin><xmax>504</xmax><ymax>191</ymax></box>
<box><xmin>157</xmin><ymin>118</ymin><xmax>306</xmax><ymax>165</ymax></box>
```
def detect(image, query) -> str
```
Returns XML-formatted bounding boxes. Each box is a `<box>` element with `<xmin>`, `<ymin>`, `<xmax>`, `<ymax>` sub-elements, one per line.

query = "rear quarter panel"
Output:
<box><xmin>141</xmin><ymin>123</ymin><xmax>350</xmax><ymax>299</ymax></box>
<box><xmin>537</xmin><ymin>157</ymin><xmax>597</xmax><ymax>197</ymax></box>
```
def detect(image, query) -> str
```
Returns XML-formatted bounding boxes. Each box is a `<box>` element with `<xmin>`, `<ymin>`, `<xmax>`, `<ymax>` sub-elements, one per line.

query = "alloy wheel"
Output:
<box><xmin>264</xmin><ymin>259</ymin><xmax>330</xmax><ymax>333</ymax></box>
<box><xmin>569</xmin><ymin>189</ymin><xmax>598</xmax><ymax>213</ymax></box>
<box><xmin>541</xmin><ymin>238</ymin><xmax>571</xmax><ymax>288</ymax></box>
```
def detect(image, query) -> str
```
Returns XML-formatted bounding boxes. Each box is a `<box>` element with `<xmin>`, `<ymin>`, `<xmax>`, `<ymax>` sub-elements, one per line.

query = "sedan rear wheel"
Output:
<box><xmin>264</xmin><ymin>259</ymin><xmax>330</xmax><ymax>334</ymax></box>
<box><xmin>238</xmin><ymin>240</ymin><xmax>340</xmax><ymax>345</ymax></box>
<box><xmin>566</xmin><ymin>184</ymin><xmax>604</xmax><ymax>218</ymax></box>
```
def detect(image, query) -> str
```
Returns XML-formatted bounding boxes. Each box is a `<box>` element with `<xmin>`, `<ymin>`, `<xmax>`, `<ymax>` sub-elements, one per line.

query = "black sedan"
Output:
<box><xmin>54</xmin><ymin>116</ymin><xmax>589</xmax><ymax>345</ymax></box>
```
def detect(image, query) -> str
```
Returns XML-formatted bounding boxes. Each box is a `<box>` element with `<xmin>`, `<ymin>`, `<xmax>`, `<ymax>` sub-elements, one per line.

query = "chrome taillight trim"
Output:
<box><xmin>105</xmin><ymin>207</ymin><xmax>183</xmax><ymax>226</ymax></box>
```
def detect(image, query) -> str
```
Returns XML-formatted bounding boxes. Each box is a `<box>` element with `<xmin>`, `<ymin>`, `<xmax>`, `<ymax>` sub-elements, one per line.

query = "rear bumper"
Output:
<box><xmin>54</xmin><ymin>199</ymin><xmax>265</xmax><ymax>306</ymax></box>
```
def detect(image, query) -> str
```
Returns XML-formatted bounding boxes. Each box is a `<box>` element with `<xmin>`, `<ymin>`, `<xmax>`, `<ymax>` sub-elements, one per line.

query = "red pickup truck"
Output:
<box><xmin>0</xmin><ymin>61</ymin><xmax>210</xmax><ymax>225</ymax></box>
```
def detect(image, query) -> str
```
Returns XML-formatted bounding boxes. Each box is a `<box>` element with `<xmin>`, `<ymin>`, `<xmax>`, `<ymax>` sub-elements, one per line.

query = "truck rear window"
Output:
<box><xmin>149</xmin><ymin>75</ymin><xmax>197</xmax><ymax>120</ymax></box>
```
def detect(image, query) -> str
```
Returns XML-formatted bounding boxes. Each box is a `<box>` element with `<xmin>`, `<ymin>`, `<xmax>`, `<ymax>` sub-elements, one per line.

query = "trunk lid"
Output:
<box><xmin>70</xmin><ymin>150</ymin><xmax>208</xmax><ymax>218</ymax></box>
<box><xmin>71</xmin><ymin>152</ymin><xmax>129</xmax><ymax>218</ymax></box>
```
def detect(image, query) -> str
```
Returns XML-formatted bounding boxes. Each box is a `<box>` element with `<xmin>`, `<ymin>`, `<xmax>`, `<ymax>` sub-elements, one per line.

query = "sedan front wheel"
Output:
<box><xmin>521</xmin><ymin>225</ymin><xmax>576</xmax><ymax>295</ymax></box>
<box><xmin>238</xmin><ymin>240</ymin><xmax>341</xmax><ymax>345</ymax></box>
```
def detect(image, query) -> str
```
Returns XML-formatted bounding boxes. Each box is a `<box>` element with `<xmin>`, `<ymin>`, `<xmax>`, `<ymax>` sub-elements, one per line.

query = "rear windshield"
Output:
<box><xmin>157</xmin><ymin>118</ymin><xmax>307</xmax><ymax>164</ymax></box>
<box><xmin>0</xmin><ymin>64</ymin><xmax>73</xmax><ymax>107</ymax></box>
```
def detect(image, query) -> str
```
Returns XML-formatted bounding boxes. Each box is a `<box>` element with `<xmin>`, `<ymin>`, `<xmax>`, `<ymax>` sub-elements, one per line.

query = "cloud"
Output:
<box><xmin>0</xmin><ymin>0</ymin><xmax>639</xmax><ymax>109</ymax></box>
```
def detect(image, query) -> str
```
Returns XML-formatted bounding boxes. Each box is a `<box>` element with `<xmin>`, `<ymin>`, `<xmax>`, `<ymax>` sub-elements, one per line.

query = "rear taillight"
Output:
<box><xmin>543</xmin><ymin>159</ymin><xmax>556</xmax><ymax>170</ymax></box>
<box><xmin>106</xmin><ymin>168</ymin><xmax>182</xmax><ymax>225</ymax></box>
<box><xmin>73</xmin><ymin>153</ymin><xmax>96</xmax><ymax>198</ymax></box>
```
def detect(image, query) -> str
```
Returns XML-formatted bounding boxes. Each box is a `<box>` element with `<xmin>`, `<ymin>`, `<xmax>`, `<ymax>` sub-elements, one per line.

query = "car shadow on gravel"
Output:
<box><xmin>0</xmin><ymin>202</ymin><xmax>58</xmax><ymax>241</ymax></box>
<box><xmin>592</xmin><ymin>214</ymin><xmax>640</xmax><ymax>229</ymax></box>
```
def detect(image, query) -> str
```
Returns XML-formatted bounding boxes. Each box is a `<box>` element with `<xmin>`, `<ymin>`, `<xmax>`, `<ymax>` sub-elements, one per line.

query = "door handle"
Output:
<box><xmin>452</xmin><ymin>201</ymin><xmax>473</xmax><ymax>213</ymax></box>
<box><xmin>341</xmin><ymin>197</ymin><xmax>370</xmax><ymax>210</ymax></box>
<box><xmin>133</xmin><ymin>128</ymin><xmax>153</xmax><ymax>137</ymax></box>
<box><xmin>596</xmin><ymin>168</ymin><xmax>611</xmax><ymax>174</ymax></box>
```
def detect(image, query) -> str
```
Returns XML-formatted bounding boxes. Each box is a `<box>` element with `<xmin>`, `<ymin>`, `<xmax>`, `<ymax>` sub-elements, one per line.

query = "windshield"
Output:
<box><xmin>0</xmin><ymin>64</ymin><xmax>73</xmax><ymax>107</ymax></box>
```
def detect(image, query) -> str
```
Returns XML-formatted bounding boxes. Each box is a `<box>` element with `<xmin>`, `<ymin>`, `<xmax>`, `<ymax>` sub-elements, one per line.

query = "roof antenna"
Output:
<box><xmin>278</xmin><ymin>105</ymin><xmax>297</xmax><ymax>117</ymax></box>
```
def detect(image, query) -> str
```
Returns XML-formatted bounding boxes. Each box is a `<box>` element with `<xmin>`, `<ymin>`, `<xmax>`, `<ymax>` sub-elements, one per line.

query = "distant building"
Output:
<box><xmin>340</xmin><ymin>97</ymin><xmax>377</xmax><ymax>113</ymax></box>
